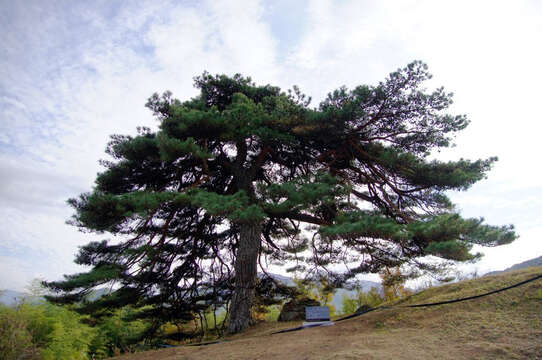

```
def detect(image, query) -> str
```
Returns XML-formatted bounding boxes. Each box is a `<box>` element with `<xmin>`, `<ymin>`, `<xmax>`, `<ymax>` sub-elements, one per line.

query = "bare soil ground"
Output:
<box><xmin>116</xmin><ymin>267</ymin><xmax>542</xmax><ymax>359</ymax></box>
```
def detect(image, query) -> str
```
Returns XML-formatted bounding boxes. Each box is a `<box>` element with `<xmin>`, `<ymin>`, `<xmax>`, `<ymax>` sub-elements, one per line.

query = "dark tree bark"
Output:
<box><xmin>228</xmin><ymin>221</ymin><xmax>261</xmax><ymax>334</ymax></box>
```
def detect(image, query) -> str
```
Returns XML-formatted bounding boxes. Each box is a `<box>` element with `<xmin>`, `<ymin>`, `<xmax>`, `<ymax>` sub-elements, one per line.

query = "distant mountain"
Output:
<box><xmin>0</xmin><ymin>288</ymin><xmax>112</xmax><ymax>306</ymax></box>
<box><xmin>331</xmin><ymin>282</ymin><xmax>382</xmax><ymax>311</ymax></box>
<box><xmin>260</xmin><ymin>272</ymin><xmax>295</xmax><ymax>286</ymax></box>
<box><xmin>485</xmin><ymin>255</ymin><xmax>542</xmax><ymax>277</ymax></box>
<box><xmin>1</xmin><ymin>275</ymin><xmax>382</xmax><ymax>312</ymax></box>
<box><xmin>85</xmin><ymin>287</ymin><xmax>112</xmax><ymax>301</ymax></box>
<box><xmin>0</xmin><ymin>290</ymin><xmax>44</xmax><ymax>306</ymax></box>
<box><xmin>262</xmin><ymin>273</ymin><xmax>382</xmax><ymax>312</ymax></box>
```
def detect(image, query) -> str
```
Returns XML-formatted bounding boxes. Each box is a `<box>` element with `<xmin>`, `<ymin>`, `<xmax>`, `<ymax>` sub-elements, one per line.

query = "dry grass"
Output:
<box><xmin>116</xmin><ymin>266</ymin><xmax>542</xmax><ymax>360</ymax></box>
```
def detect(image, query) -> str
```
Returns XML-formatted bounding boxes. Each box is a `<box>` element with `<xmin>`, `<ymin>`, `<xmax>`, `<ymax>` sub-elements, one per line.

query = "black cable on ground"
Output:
<box><xmin>334</xmin><ymin>306</ymin><xmax>386</xmax><ymax>323</ymax></box>
<box><xmin>174</xmin><ymin>272</ymin><xmax>542</xmax><ymax>343</ymax></box>
<box><xmin>272</xmin><ymin>307</ymin><xmax>385</xmax><ymax>334</ymax></box>
<box><xmin>185</xmin><ymin>339</ymin><xmax>224</xmax><ymax>347</ymax></box>
<box><xmin>401</xmin><ymin>273</ymin><xmax>542</xmax><ymax>308</ymax></box>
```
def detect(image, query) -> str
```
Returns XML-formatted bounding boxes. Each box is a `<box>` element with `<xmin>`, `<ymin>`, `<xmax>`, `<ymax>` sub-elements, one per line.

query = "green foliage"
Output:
<box><xmin>320</xmin><ymin>212</ymin><xmax>407</xmax><ymax>241</ymax></box>
<box><xmin>340</xmin><ymin>296</ymin><xmax>358</xmax><ymax>316</ymax></box>
<box><xmin>341</xmin><ymin>268</ymin><xmax>413</xmax><ymax>315</ymax></box>
<box><xmin>0</xmin><ymin>301</ymin><xmax>158</xmax><ymax>360</ymax></box>
<box><xmin>0</xmin><ymin>303</ymin><xmax>93</xmax><ymax>360</ymax></box>
<box><xmin>0</xmin><ymin>304</ymin><xmax>37</xmax><ymax>360</ymax></box>
<box><xmin>88</xmin><ymin>307</ymin><xmax>149</xmax><ymax>358</ymax></box>
<box><xmin>380</xmin><ymin>268</ymin><xmax>413</xmax><ymax>302</ymax></box>
<box><xmin>38</xmin><ymin>305</ymin><xmax>93</xmax><ymax>360</ymax></box>
<box><xmin>264</xmin><ymin>305</ymin><xmax>281</xmax><ymax>322</ymax></box>
<box><xmin>203</xmin><ymin>309</ymin><xmax>227</xmax><ymax>331</ymax></box>
<box><xmin>293</xmin><ymin>278</ymin><xmax>337</xmax><ymax>316</ymax></box>
<box><xmin>261</xmin><ymin>172</ymin><xmax>349</xmax><ymax>216</ymax></box>
<box><xmin>156</xmin><ymin>133</ymin><xmax>214</xmax><ymax>161</ymax></box>
<box><xmin>192</xmin><ymin>190</ymin><xmax>266</xmax><ymax>223</ymax></box>
<box><xmin>341</xmin><ymin>287</ymin><xmax>384</xmax><ymax>315</ymax></box>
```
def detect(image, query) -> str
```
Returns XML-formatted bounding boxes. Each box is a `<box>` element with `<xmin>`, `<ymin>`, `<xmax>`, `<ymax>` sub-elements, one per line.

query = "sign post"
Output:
<box><xmin>303</xmin><ymin>306</ymin><xmax>334</xmax><ymax>327</ymax></box>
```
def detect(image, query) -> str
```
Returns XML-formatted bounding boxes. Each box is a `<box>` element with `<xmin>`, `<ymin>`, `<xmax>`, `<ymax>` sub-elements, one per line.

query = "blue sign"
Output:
<box><xmin>305</xmin><ymin>306</ymin><xmax>330</xmax><ymax>322</ymax></box>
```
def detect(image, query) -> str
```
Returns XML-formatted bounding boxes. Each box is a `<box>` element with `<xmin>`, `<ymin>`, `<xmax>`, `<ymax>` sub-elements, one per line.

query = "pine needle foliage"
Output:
<box><xmin>45</xmin><ymin>62</ymin><xmax>516</xmax><ymax>333</ymax></box>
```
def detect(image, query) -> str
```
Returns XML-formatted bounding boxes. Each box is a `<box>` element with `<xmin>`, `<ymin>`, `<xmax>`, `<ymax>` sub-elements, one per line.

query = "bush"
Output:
<box><xmin>0</xmin><ymin>305</ymin><xmax>39</xmax><ymax>359</ymax></box>
<box><xmin>0</xmin><ymin>303</ymin><xmax>94</xmax><ymax>360</ymax></box>
<box><xmin>89</xmin><ymin>307</ymin><xmax>150</xmax><ymax>358</ymax></box>
<box><xmin>341</xmin><ymin>287</ymin><xmax>384</xmax><ymax>315</ymax></box>
<box><xmin>38</xmin><ymin>304</ymin><xmax>93</xmax><ymax>360</ymax></box>
<box><xmin>264</xmin><ymin>304</ymin><xmax>281</xmax><ymax>322</ymax></box>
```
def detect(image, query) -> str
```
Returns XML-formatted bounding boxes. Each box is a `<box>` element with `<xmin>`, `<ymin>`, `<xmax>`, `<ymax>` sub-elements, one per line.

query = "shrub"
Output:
<box><xmin>341</xmin><ymin>287</ymin><xmax>385</xmax><ymax>315</ymax></box>
<box><xmin>0</xmin><ymin>305</ymin><xmax>39</xmax><ymax>359</ymax></box>
<box><xmin>0</xmin><ymin>303</ymin><xmax>93</xmax><ymax>360</ymax></box>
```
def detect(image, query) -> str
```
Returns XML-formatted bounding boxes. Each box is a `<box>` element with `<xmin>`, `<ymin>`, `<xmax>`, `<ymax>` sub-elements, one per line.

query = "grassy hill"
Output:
<box><xmin>117</xmin><ymin>267</ymin><xmax>542</xmax><ymax>359</ymax></box>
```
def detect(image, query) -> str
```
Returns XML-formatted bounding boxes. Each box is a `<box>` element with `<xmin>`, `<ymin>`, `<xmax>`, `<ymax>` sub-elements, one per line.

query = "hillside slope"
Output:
<box><xmin>117</xmin><ymin>267</ymin><xmax>542</xmax><ymax>360</ymax></box>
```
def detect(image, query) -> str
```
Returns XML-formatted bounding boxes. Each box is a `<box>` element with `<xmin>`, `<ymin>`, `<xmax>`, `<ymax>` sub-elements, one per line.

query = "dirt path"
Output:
<box><xmin>116</xmin><ymin>308</ymin><xmax>541</xmax><ymax>359</ymax></box>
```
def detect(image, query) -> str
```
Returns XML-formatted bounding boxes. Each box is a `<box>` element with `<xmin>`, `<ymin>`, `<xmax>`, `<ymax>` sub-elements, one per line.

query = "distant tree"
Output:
<box><xmin>25</xmin><ymin>278</ymin><xmax>49</xmax><ymax>298</ymax></box>
<box><xmin>380</xmin><ymin>267</ymin><xmax>412</xmax><ymax>302</ymax></box>
<box><xmin>45</xmin><ymin>61</ymin><xmax>516</xmax><ymax>334</ymax></box>
<box><xmin>313</xmin><ymin>279</ymin><xmax>336</xmax><ymax>315</ymax></box>
<box><xmin>293</xmin><ymin>277</ymin><xmax>336</xmax><ymax>315</ymax></box>
<box><xmin>341</xmin><ymin>286</ymin><xmax>384</xmax><ymax>315</ymax></box>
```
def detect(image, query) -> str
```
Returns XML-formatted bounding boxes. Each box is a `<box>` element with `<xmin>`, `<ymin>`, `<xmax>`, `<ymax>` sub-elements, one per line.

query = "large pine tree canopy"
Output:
<box><xmin>45</xmin><ymin>61</ymin><xmax>516</xmax><ymax>333</ymax></box>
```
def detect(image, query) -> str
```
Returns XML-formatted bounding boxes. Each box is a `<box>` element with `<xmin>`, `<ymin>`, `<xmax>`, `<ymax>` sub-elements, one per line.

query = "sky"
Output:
<box><xmin>1</xmin><ymin>0</ymin><xmax>542</xmax><ymax>291</ymax></box>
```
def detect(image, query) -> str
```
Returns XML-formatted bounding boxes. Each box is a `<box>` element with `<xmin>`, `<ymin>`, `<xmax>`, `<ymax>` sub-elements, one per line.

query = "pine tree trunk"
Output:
<box><xmin>228</xmin><ymin>222</ymin><xmax>261</xmax><ymax>334</ymax></box>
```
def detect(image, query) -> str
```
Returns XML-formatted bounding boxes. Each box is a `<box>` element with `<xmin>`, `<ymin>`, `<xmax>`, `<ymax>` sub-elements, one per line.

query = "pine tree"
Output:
<box><xmin>45</xmin><ymin>62</ymin><xmax>516</xmax><ymax>334</ymax></box>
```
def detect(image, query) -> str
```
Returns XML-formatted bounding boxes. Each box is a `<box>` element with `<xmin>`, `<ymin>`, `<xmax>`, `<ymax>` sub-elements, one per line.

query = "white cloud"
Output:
<box><xmin>1</xmin><ymin>0</ymin><xmax>542</xmax><ymax>291</ymax></box>
<box><xmin>281</xmin><ymin>0</ymin><xmax>542</xmax><ymax>272</ymax></box>
<box><xmin>0</xmin><ymin>0</ymin><xmax>282</xmax><ymax>290</ymax></box>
